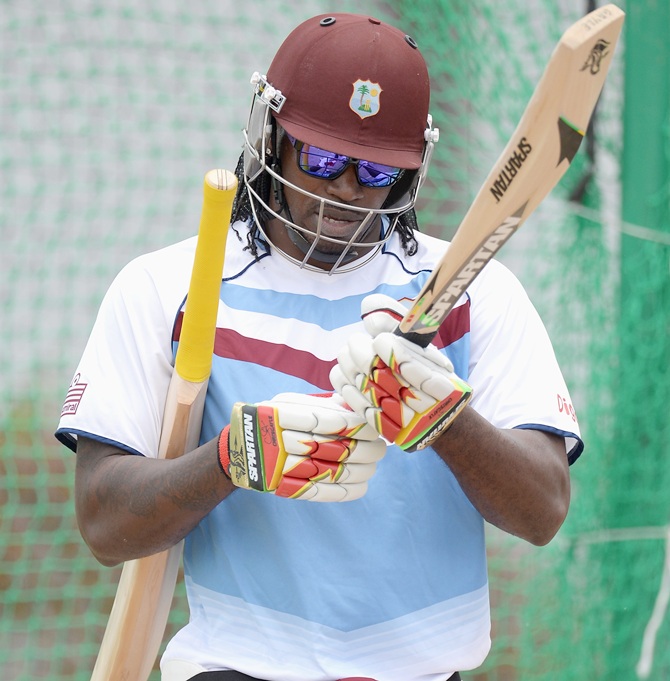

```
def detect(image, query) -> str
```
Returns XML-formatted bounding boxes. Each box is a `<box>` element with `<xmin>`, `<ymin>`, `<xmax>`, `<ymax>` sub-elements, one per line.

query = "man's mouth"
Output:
<box><xmin>321</xmin><ymin>217</ymin><xmax>357</xmax><ymax>237</ymax></box>
<box><xmin>318</xmin><ymin>211</ymin><xmax>363</xmax><ymax>239</ymax></box>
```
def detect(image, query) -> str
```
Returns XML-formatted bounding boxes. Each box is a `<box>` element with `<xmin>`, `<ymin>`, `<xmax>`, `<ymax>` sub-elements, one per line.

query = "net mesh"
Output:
<box><xmin>2</xmin><ymin>1</ymin><xmax>669</xmax><ymax>679</ymax></box>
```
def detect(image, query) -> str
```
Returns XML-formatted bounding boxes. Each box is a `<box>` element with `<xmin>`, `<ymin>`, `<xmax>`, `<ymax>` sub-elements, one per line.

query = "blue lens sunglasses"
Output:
<box><xmin>285</xmin><ymin>133</ymin><xmax>404</xmax><ymax>188</ymax></box>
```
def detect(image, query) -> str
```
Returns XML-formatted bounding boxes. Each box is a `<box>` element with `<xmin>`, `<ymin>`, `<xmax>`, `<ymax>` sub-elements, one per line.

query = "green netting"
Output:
<box><xmin>2</xmin><ymin>1</ymin><xmax>669</xmax><ymax>680</ymax></box>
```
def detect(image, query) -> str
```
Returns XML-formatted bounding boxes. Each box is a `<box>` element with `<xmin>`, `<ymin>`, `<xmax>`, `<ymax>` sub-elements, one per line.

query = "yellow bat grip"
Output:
<box><xmin>175</xmin><ymin>170</ymin><xmax>238</xmax><ymax>384</ymax></box>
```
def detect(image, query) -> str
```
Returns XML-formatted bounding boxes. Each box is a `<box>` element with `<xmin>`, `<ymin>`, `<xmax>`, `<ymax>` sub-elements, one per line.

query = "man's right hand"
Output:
<box><xmin>217</xmin><ymin>392</ymin><xmax>386</xmax><ymax>502</ymax></box>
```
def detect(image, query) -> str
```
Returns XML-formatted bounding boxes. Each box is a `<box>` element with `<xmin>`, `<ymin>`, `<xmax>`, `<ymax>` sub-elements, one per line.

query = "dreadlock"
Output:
<box><xmin>230</xmin><ymin>151</ymin><xmax>420</xmax><ymax>261</ymax></box>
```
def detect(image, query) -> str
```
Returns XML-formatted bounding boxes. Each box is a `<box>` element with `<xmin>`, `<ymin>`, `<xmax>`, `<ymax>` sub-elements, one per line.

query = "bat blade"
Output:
<box><xmin>399</xmin><ymin>4</ymin><xmax>625</xmax><ymax>346</ymax></box>
<box><xmin>90</xmin><ymin>169</ymin><xmax>238</xmax><ymax>681</ymax></box>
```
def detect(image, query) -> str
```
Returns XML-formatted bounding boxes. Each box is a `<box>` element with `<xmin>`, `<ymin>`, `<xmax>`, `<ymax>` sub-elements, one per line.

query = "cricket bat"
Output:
<box><xmin>399</xmin><ymin>4</ymin><xmax>624</xmax><ymax>347</ymax></box>
<box><xmin>90</xmin><ymin>169</ymin><xmax>238</xmax><ymax>681</ymax></box>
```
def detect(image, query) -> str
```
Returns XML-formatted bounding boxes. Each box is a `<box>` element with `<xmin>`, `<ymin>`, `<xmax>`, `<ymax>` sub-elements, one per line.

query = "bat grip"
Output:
<box><xmin>176</xmin><ymin>171</ymin><xmax>237</xmax><ymax>383</ymax></box>
<box><xmin>394</xmin><ymin>324</ymin><xmax>437</xmax><ymax>349</ymax></box>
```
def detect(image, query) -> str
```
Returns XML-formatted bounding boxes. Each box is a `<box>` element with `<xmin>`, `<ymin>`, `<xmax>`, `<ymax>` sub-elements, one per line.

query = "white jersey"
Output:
<box><xmin>57</xmin><ymin>223</ymin><xmax>582</xmax><ymax>681</ymax></box>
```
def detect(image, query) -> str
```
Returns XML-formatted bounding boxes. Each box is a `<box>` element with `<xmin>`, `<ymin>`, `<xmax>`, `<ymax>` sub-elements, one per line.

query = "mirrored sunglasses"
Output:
<box><xmin>285</xmin><ymin>133</ymin><xmax>404</xmax><ymax>188</ymax></box>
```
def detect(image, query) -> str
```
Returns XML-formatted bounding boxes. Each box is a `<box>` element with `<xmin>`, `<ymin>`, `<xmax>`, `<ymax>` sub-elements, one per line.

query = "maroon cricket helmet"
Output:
<box><xmin>266</xmin><ymin>13</ymin><xmax>431</xmax><ymax>169</ymax></box>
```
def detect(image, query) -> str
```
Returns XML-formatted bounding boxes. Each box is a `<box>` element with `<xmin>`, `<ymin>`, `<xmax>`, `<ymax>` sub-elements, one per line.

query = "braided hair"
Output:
<box><xmin>230</xmin><ymin>151</ymin><xmax>420</xmax><ymax>261</ymax></box>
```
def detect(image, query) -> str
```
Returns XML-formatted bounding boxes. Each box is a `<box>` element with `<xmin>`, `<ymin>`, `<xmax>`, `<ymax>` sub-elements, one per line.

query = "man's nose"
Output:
<box><xmin>325</xmin><ymin>165</ymin><xmax>364</xmax><ymax>203</ymax></box>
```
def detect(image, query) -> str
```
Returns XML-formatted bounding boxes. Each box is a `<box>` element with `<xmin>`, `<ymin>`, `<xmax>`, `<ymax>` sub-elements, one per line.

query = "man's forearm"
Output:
<box><xmin>432</xmin><ymin>407</ymin><xmax>571</xmax><ymax>545</ymax></box>
<box><xmin>75</xmin><ymin>437</ymin><xmax>234</xmax><ymax>566</ymax></box>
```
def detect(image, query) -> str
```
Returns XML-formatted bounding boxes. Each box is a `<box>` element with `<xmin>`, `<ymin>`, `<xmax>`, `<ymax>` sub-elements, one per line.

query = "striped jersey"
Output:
<box><xmin>56</xmin><ymin>223</ymin><xmax>582</xmax><ymax>680</ymax></box>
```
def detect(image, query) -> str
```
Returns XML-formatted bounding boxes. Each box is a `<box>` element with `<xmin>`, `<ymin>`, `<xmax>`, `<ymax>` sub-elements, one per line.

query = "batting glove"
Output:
<box><xmin>217</xmin><ymin>392</ymin><xmax>386</xmax><ymax>501</ymax></box>
<box><xmin>330</xmin><ymin>294</ymin><xmax>473</xmax><ymax>452</ymax></box>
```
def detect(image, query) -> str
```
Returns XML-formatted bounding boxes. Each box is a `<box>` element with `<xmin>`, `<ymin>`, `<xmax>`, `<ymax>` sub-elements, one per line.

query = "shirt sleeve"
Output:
<box><xmin>466</xmin><ymin>260</ymin><xmax>583</xmax><ymax>463</ymax></box>
<box><xmin>55</xmin><ymin>253</ymin><xmax>182</xmax><ymax>457</ymax></box>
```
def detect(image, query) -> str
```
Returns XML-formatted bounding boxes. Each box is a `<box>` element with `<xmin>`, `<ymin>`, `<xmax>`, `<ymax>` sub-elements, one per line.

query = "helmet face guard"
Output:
<box><xmin>241</xmin><ymin>14</ymin><xmax>439</xmax><ymax>274</ymax></box>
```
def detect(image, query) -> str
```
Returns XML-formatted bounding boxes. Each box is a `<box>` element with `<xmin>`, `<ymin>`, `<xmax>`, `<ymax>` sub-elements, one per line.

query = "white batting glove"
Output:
<box><xmin>217</xmin><ymin>392</ymin><xmax>386</xmax><ymax>501</ymax></box>
<box><xmin>330</xmin><ymin>294</ymin><xmax>473</xmax><ymax>452</ymax></box>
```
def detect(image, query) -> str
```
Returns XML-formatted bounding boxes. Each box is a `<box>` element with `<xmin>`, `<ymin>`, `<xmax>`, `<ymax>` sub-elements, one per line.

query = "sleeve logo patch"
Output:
<box><xmin>61</xmin><ymin>373</ymin><xmax>87</xmax><ymax>416</ymax></box>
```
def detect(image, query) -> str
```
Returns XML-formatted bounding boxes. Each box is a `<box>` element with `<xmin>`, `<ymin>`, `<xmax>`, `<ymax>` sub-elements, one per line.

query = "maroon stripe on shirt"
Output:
<box><xmin>173</xmin><ymin>312</ymin><xmax>335</xmax><ymax>390</ymax></box>
<box><xmin>173</xmin><ymin>298</ymin><xmax>470</xmax><ymax>389</ymax></box>
<box><xmin>214</xmin><ymin>327</ymin><xmax>336</xmax><ymax>390</ymax></box>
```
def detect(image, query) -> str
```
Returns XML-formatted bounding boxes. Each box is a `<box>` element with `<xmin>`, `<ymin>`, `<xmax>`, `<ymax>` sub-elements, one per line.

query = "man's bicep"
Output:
<box><xmin>511</xmin><ymin>427</ymin><xmax>569</xmax><ymax>463</ymax></box>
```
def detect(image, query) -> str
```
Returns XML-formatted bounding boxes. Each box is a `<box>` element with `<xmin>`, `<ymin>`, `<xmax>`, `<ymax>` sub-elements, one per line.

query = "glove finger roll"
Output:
<box><xmin>347</xmin><ymin>333</ymin><xmax>378</xmax><ymax>375</ymax></box>
<box><xmin>282</xmin><ymin>459</ymin><xmax>376</xmax><ymax>485</ymax></box>
<box><xmin>282</xmin><ymin>430</ymin><xmax>387</xmax><ymax>463</ymax></box>
<box><xmin>335</xmin><ymin>462</ymin><xmax>377</xmax><ymax>484</ymax></box>
<box><xmin>337</xmin><ymin>382</ymin><xmax>376</xmax><ymax>419</ymax></box>
<box><xmin>334</xmin><ymin>346</ymin><xmax>362</xmax><ymax>386</ymax></box>
<box><xmin>311</xmin><ymin>481</ymin><xmax>368</xmax><ymax>501</ymax></box>
<box><xmin>275</xmin><ymin>478</ymin><xmax>367</xmax><ymax>502</ymax></box>
<box><xmin>282</xmin><ymin>453</ymin><xmax>345</xmax><ymax>482</ymax></box>
<box><xmin>274</xmin><ymin>402</ymin><xmax>370</xmax><ymax>436</ymax></box>
<box><xmin>281</xmin><ymin>430</ymin><xmax>346</xmax><ymax>458</ymax></box>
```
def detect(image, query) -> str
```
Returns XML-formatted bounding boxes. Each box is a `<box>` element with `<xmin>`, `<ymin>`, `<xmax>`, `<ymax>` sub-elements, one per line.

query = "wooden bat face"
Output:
<box><xmin>398</xmin><ymin>4</ymin><xmax>625</xmax><ymax>347</ymax></box>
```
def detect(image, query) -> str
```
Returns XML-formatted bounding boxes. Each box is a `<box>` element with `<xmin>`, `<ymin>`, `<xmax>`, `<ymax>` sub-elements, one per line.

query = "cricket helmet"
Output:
<box><xmin>242</xmin><ymin>13</ymin><xmax>439</xmax><ymax>272</ymax></box>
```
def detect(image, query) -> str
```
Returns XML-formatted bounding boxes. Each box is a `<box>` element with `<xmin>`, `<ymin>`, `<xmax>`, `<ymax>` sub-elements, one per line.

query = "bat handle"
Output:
<box><xmin>394</xmin><ymin>324</ymin><xmax>437</xmax><ymax>349</ymax></box>
<box><xmin>394</xmin><ymin>282</ymin><xmax>444</xmax><ymax>349</ymax></box>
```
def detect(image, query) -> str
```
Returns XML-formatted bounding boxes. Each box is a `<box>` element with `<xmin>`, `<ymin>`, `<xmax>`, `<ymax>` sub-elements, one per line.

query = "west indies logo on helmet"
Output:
<box><xmin>350</xmin><ymin>80</ymin><xmax>382</xmax><ymax>120</ymax></box>
<box><xmin>242</xmin><ymin>13</ymin><xmax>439</xmax><ymax>273</ymax></box>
